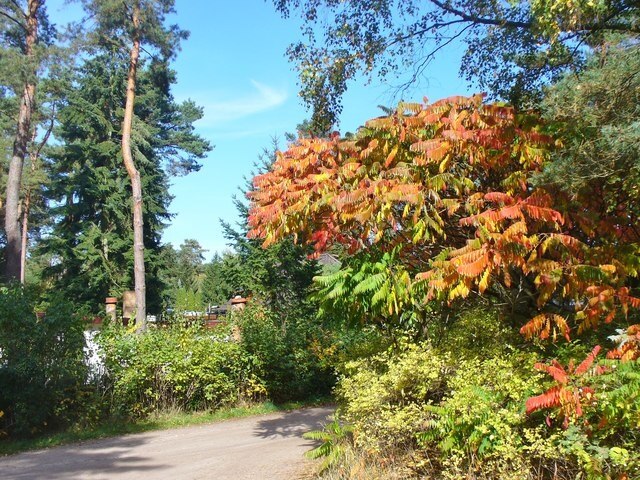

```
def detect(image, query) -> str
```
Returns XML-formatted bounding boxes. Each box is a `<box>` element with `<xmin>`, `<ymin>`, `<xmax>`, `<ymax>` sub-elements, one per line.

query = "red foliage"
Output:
<box><xmin>526</xmin><ymin>346</ymin><xmax>603</xmax><ymax>428</ymax></box>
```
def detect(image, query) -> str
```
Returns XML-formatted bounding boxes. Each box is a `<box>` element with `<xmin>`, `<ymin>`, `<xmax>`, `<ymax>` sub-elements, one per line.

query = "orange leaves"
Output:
<box><xmin>248</xmin><ymin>94</ymin><xmax>548</xmax><ymax>256</ymax></box>
<box><xmin>460</xmin><ymin>191</ymin><xmax>563</xmax><ymax>230</ymax></box>
<box><xmin>456</xmin><ymin>252</ymin><xmax>490</xmax><ymax>278</ymax></box>
<box><xmin>483</xmin><ymin>192</ymin><xmax>515</xmax><ymax>205</ymax></box>
<box><xmin>574</xmin><ymin>345</ymin><xmax>601</xmax><ymax>376</ymax></box>
<box><xmin>525</xmin><ymin>386</ymin><xmax>563</xmax><ymax>415</ymax></box>
<box><xmin>247</xmin><ymin>94</ymin><xmax>640</xmax><ymax>350</ymax></box>
<box><xmin>521</xmin><ymin>314</ymin><xmax>571</xmax><ymax>342</ymax></box>
<box><xmin>410</xmin><ymin>140</ymin><xmax>450</xmax><ymax>163</ymax></box>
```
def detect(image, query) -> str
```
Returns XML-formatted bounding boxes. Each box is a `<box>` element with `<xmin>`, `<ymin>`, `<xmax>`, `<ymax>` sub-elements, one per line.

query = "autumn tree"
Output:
<box><xmin>248</xmin><ymin>94</ymin><xmax>640</xmax><ymax>349</ymax></box>
<box><xmin>79</xmin><ymin>0</ymin><xmax>191</xmax><ymax>327</ymax></box>
<box><xmin>272</xmin><ymin>0</ymin><xmax>640</xmax><ymax>131</ymax></box>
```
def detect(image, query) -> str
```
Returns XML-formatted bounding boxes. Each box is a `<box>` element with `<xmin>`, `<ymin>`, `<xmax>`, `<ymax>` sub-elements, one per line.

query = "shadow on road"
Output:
<box><xmin>253</xmin><ymin>407</ymin><xmax>334</xmax><ymax>440</ymax></box>
<box><xmin>1</xmin><ymin>434</ymin><xmax>168</xmax><ymax>480</ymax></box>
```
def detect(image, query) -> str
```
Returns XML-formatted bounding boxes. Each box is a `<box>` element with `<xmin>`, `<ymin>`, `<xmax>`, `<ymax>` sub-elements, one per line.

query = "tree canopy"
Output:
<box><xmin>248</xmin><ymin>93</ymin><xmax>640</xmax><ymax>350</ymax></box>
<box><xmin>273</xmin><ymin>0</ymin><xmax>640</xmax><ymax>130</ymax></box>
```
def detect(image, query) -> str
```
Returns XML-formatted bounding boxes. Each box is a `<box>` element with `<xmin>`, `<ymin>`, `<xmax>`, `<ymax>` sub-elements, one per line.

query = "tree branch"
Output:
<box><xmin>33</xmin><ymin>104</ymin><xmax>55</xmax><ymax>159</ymax></box>
<box><xmin>427</xmin><ymin>0</ymin><xmax>640</xmax><ymax>34</ymax></box>
<box><xmin>427</xmin><ymin>0</ymin><xmax>531</xmax><ymax>29</ymax></box>
<box><xmin>385</xmin><ymin>19</ymin><xmax>468</xmax><ymax>49</ymax></box>
<box><xmin>0</xmin><ymin>9</ymin><xmax>26</xmax><ymax>32</ymax></box>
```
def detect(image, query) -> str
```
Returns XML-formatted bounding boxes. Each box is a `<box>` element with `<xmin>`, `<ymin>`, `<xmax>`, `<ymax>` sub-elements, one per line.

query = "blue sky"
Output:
<box><xmin>47</xmin><ymin>0</ymin><xmax>470</xmax><ymax>260</ymax></box>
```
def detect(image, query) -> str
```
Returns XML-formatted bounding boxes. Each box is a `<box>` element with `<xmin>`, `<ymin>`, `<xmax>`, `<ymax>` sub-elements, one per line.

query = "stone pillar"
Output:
<box><xmin>230</xmin><ymin>296</ymin><xmax>248</xmax><ymax>311</ymax></box>
<box><xmin>123</xmin><ymin>290</ymin><xmax>136</xmax><ymax>327</ymax></box>
<box><xmin>105</xmin><ymin>297</ymin><xmax>117</xmax><ymax>323</ymax></box>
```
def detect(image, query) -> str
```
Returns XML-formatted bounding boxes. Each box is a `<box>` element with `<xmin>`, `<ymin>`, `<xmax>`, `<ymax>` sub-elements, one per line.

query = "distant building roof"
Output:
<box><xmin>317</xmin><ymin>252</ymin><xmax>341</xmax><ymax>267</ymax></box>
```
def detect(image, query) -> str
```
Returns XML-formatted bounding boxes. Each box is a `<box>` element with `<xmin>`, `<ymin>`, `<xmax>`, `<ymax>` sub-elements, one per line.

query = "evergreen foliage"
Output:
<box><xmin>41</xmin><ymin>53</ymin><xmax>209</xmax><ymax>312</ymax></box>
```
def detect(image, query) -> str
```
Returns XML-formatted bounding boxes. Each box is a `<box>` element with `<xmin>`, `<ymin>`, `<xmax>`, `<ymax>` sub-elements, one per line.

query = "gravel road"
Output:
<box><xmin>0</xmin><ymin>406</ymin><xmax>333</xmax><ymax>480</ymax></box>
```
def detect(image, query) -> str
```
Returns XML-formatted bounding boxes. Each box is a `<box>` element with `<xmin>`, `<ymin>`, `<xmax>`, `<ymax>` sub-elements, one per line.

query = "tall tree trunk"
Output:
<box><xmin>20</xmin><ymin>114</ymin><xmax>54</xmax><ymax>283</ymax></box>
<box><xmin>122</xmin><ymin>3</ymin><xmax>146</xmax><ymax>329</ymax></box>
<box><xmin>4</xmin><ymin>0</ymin><xmax>40</xmax><ymax>283</ymax></box>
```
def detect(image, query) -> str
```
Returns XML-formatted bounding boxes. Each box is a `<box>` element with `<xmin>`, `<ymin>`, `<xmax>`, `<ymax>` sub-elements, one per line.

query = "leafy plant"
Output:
<box><xmin>234</xmin><ymin>303</ymin><xmax>334</xmax><ymax>402</ymax></box>
<box><xmin>97</xmin><ymin>322</ymin><xmax>263</xmax><ymax>418</ymax></box>
<box><xmin>304</xmin><ymin>414</ymin><xmax>354</xmax><ymax>473</ymax></box>
<box><xmin>0</xmin><ymin>286</ymin><xmax>88</xmax><ymax>436</ymax></box>
<box><xmin>526</xmin><ymin>346</ymin><xmax>604</xmax><ymax>428</ymax></box>
<box><xmin>247</xmin><ymin>94</ymin><xmax>640</xmax><ymax>351</ymax></box>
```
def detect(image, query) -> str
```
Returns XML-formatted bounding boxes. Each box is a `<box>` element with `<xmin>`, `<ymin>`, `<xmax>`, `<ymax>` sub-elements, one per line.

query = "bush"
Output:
<box><xmin>331</xmin><ymin>339</ymin><xmax>565</xmax><ymax>479</ymax></box>
<box><xmin>234</xmin><ymin>303</ymin><xmax>335</xmax><ymax>402</ymax></box>
<box><xmin>0</xmin><ymin>286</ymin><xmax>88</xmax><ymax>436</ymax></box>
<box><xmin>337</xmin><ymin>342</ymin><xmax>450</xmax><ymax>453</ymax></box>
<box><xmin>420</xmin><ymin>354</ymin><xmax>546</xmax><ymax>479</ymax></box>
<box><xmin>98</xmin><ymin>322</ymin><xmax>265</xmax><ymax>418</ymax></box>
<box><xmin>328</xmin><ymin>313</ymin><xmax>640</xmax><ymax>480</ymax></box>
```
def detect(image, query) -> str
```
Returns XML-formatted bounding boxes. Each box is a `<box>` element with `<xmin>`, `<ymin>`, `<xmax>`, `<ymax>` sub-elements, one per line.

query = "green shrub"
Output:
<box><xmin>419</xmin><ymin>354</ymin><xmax>545</xmax><ymax>479</ymax></box>
<box><xmin>234</xmin><ymin>303</ymin><xmax>335</xmax><ymax>402</ymax></box>
<box><xmin>0</xmin><ymin>286</ymin><xmax>88</xmax><ymax>436</ymax></box>
<box><xmin>98</xmin><ymin>322</ymin><xmax>264</xmax><ymax>418</ymax></box>
<box><xmin>331</xmin><ymin>324</ymin><xmax>640</xmax><ymax>479</ymax></box>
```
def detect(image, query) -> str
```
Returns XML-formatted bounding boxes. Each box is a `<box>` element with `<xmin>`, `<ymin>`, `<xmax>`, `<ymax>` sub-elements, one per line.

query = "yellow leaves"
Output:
<box><xmin>448</xmin><ymin>281</ymin><xmax>470</xmax><ymax>301</ymax></box>
<box><xmin>503</xmin><ymin>221</ymin><xmax>528</xmax><ymax>238</ymax></box>
<box><xmin>365</xmin><ymin>116</ymin><xmax>395</xmax><ymax>130</ymax></box>
<box><xmin>397</xmin><ymin>101</ymin><xmax>423</xmax><ymax>115</ymax></box>
<box><xmin>410</xmin><ymin>140</ymin><xmax>450</xmax><ymax>163</ymax></box>
<box><xmin>599</xmin><ymin>264</ymin><xmax>617</xmax><ymax>275</ymax></box>
<box><xmin>478</xmin><ymin>269</ymin><xmax>491</xmax><ymax>294</ymax></box>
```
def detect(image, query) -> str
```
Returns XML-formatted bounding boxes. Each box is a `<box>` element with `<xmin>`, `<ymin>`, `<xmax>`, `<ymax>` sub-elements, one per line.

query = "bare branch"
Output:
<box><xmin>385</xmin><ymin>19</ymin><xmax>468</xmax><ymax>49</ymax></box>
<box><xmin>427</xmin><ymin>0</ymin><xmax>531</xmax><ymax>29</ymax></box>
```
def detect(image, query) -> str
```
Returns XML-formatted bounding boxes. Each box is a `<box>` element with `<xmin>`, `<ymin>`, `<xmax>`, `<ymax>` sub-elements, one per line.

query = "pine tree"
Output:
<box><xmin>0</xmin><ymin>0</ymin><xmax>49</xmax><ymax>281</ymax></box>
<box><xmin>42</xmin><ymin>52</ymin><xmax>209</xmax><ymax>313</ymax></box>
<box><xmin>79</xmin><ymin>0</ymin><xmax>190</xmax><ymax>326</ymax></box>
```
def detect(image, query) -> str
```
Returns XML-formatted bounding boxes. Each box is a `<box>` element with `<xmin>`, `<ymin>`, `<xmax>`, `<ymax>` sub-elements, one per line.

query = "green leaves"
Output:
<box><xmin>303</xmin><ymin>415</ymin><xmax>353</xmax><ymax>472</ymax></box>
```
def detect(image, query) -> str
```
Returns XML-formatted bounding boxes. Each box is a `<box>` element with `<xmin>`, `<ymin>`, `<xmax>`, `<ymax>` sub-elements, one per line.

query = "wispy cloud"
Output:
<box><xmin>195</xmin><ymin>80</ymin><xmax>288</xmax><ymax>127</ymax></box>
<box><xmin>212</xmin><ymin>127</ymin><xmax>279</xmax><ymax>140</ymax></box>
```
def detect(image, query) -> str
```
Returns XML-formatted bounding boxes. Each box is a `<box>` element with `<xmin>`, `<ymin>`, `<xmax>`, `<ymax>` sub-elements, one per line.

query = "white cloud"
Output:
<box><xmin>195</xmin><ymin>80</ymin><xmax>288</xmax><ymax>127</ymax></box>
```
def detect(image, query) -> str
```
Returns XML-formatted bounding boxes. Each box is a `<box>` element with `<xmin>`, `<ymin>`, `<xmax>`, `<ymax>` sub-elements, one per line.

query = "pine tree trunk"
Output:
<box><xmin>122</xmin><ymin>3</ymin><xmax>146</xmax><ymax>329</ymax></box>
<box><xmin>20</xmin><ymin>186</ymin><xmax>30</xmax><ymax>284</ymax></box>
<box><xmin>4</xmin><ymin>0</ymin><xmax>40</xmax><ymax>283</ymax></box>
<box><xmin>20</xmin><ymin>117</ymin><xmax>53</xmax><ymax>283</ymax></box>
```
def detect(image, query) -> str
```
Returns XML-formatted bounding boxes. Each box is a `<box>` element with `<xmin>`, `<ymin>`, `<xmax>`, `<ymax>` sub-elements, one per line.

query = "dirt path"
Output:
<box><xmin>0</xmin><ymin>407</ymin><xmax>333</xmax><ymax>480</ymax></box>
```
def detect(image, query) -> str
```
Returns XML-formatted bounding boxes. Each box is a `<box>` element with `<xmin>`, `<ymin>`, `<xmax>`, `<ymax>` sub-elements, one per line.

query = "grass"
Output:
<box><xmin>0</xmin><ymin>396</ymin><xmax>333</xmax><ymax>457</ymax></box>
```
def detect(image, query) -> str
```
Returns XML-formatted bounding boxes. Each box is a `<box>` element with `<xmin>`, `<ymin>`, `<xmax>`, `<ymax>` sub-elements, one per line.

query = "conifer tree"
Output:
<box><xmin>43</xmin><ymin>52</ymin><xmax>209</xmax><ymax>313</ymax></box>
<box><xmin>0</xmin><ymin>0</ymin><xmax>48</xmax><ymax>281</ymax></box>
<box><xmin>79</xmin><ymin>0</ymin><xmax>192</xmax><ymax>326</ymax></box>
